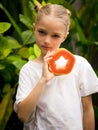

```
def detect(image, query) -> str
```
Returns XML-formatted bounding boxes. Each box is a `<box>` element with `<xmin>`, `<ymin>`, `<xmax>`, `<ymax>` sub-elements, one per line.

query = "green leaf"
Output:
<box><xmin>7</xmin><ymin>36</ymin><xmax>21</xmax><ymax>49</ymax></box>
<box><xmin>29</xmin><ymin>47</ymin><xmax>34</xmax><ymax>55</ymax></box>
<box><xmin>0</xmin><ymin>3</ymin><xmax>22</xmax><ymax>42</ymax></box>
<box><xmin>95</xmin><ymin>41</ymin><xmax>98</xmax><ymax>45</ymax></box>
<box><xmin>29</xmin><ymin>55</ymin><xmax>36</xmax><ymax>60</ymax></box>
<box><xmin>7</xmin><ymin>55</ymin><xmax>27</xmax><ymax>69</ymax></box>
<box><xmin>22</xmin><ymin>30</ymin><xmax>36</xmax><ymax>45</ymax></box>
<box><xmin>32</xmin><ymin>0</ymin><xmax>41</xmax><ymax>6</ymax></box>
<box><xmin>19</xmin><ymin>14</ymin><xmax>33</xmax><ymax>29</ymax></box>
<box><xmin>0</xmin><ymin>64</ymin><xmax>5</xmax><ymax>70</ymax></box>
<box><xmin>33</xmin><ymin>44</ymin><xmax>41</xmax><ymax>57</ymax></box>
<box><xmin>0</xmin><ymin>22</ymin><xmax>11</xmax><ymax>34</ymax></box>
<box><xmin>74</xmin><ymin>18</ymin><xmax>87</xmax><ymax>44</ymax></box>
<box><xmin>13</xmin><ymin>60</ymin><xmax>27</xmax><ymax>70</ymax></box>
<box><xmin>28</xmin><ymin>45</ymin><xmax>40</xmax><ymax>60</ymax></box>
<box><xmin>0</xmin><ymin>49</ymin><xmax>11</xmax><ymax>60</ymax></box>
<box><xmin>41</xmin><ymin>0</ymin><xmax>46</xmax><ymax>5</ymax></box>
<box><xmin>7</xmin><ymin>55</ymin><xmax>22</xmax><ymax>62</ymax></box>
<box><xmin>0</xmin><ymin>89</ymin><xmax>14</xmax><ymax>130</ymax></box>
<box><xmin>28</xmin><ymin>1</ymin><xmax>37</xmax><ymax>20</ymax></box>
<box><xmin>1</xmin><ymin>69</ymin><xmax>12</xmax><ymax>82</ymax></box>
<box><xmin>29</xmin><ymin>1</ymin><xmax>35</xmax><ymax>11</ymax></box>
<box><xmin>0</xmin><ymin>36</ymin><xmax>9</xmax><ymax>50</ymax></box>
<box><xmin>3</xmin><ymin>84</ymin><xmax>11</xmax><ymax>94</ymax></box>
<box><xmin>0</xmin><ymin>36</ymin><xmax>21</xmax><ymax>50</ymax></box>
<box><xmin>18</xmin><ymin>47</ymin><xmax>29</xmax><ymax>59</ymax></box>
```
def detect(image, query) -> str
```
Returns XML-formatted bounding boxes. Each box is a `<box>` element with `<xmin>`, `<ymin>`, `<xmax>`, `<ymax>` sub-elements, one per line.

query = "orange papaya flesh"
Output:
<box><xmin>48</xmin><ymin>48</ymin><xmax>75</xmax><ymax>75</ymax></box>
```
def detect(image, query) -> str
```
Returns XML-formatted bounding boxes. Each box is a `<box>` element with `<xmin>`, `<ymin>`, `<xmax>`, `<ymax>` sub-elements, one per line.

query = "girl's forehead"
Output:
<box><xmin>39</xmin><ymin>15</ymin><xmax>64</xmax><ymax>23</ymax></box>
<box><xmin>37</xmin><ymin>15</ymin><xmax>66</xmax><ymax>30</ymax></box>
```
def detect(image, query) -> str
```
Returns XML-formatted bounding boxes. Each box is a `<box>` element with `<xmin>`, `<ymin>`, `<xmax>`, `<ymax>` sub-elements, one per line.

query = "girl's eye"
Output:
<box><xmin>52</xmin><ymin>34</ymin><xmax>60</xmax><ymax>38</ymax></box>
<box><xmin>38</xmin><ymin>30</ymin><xmax>46</xmax><ymax>35</ymax></box>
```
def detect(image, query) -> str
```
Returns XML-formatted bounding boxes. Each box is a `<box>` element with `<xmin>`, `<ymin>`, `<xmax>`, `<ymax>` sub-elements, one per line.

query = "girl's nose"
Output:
<box><xmin>44</xmin><ymin>36</ymin><xmax>51</xmax><ymax>45</ymax></box>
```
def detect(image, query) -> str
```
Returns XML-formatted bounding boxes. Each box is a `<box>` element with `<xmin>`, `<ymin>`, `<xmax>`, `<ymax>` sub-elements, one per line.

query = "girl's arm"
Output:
<box><xmin>17</xmin><ymin>52</ymin><xmax>54</xmax><ymax>122</ymax></box>
<box><xmin>82</xmin><ymin>95</ymin><xmax>95</xmax><ymax>130</ymax></box>
<box><xmin>17</xmin><ymin>77</ymin><xmax>47</xmax><ymax>122</ymax></box>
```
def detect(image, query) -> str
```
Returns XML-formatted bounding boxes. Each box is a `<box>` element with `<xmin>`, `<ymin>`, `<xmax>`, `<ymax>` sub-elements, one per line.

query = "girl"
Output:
<box><xmin>14</xmin><ymin>4</ymin><xmax>98</xmax><ymax>130</ymax></box>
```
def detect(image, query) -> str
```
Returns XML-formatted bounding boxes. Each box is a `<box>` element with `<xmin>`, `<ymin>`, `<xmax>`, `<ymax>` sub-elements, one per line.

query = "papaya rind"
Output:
<box><xmin>48</xmin><ymin>48</ymin><xmax>75</xmax><ymax>75</ymax></box>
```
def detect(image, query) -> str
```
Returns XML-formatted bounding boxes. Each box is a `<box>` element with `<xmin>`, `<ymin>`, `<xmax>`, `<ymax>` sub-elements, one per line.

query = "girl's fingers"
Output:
<box><xmin>44</xmin><ymin>51</ymin><xmax>55</xmax><ymax>62</ymax></box>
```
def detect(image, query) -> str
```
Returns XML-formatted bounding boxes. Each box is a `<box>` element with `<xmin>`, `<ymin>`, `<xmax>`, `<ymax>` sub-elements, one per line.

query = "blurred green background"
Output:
<box><xmin>0</xmin><ymin>0</ymin><xmax>98</xmax><ymax>129</ymax></box>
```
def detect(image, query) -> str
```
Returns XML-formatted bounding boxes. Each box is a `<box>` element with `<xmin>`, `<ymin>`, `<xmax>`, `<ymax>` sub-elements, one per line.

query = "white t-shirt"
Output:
<box><xmin>14</xmin><ymin>55</ymin><xmax>98</xmax><ymax>130</ymax></box>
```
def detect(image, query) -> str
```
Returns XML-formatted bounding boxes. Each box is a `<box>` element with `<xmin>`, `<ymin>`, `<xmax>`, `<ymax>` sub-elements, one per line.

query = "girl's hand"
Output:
<box><xmin>41</xmin><ymin>51</ymin><xmax>55</xmax><ymax>82</ymax></box>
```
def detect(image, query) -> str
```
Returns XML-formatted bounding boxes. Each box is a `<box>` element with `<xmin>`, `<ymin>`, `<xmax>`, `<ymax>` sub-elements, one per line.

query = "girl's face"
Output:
<box><xmin>34</xmin><ymin>15</ymin><xmax>67</xmax><ymax>56</ymax></box>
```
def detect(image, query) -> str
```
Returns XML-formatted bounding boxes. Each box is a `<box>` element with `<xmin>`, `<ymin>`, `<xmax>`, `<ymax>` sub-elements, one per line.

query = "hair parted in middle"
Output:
<box><xmin>34</xmin><ymin>4</ymin><xmax>71</xmax><ymax>32</ymax></box>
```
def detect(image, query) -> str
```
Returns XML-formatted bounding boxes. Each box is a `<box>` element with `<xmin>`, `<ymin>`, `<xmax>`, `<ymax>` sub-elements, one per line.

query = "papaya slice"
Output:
<box><xmin>48</xmin><ymin>48</ymin><xmax>75</xmax><ymax>75</ymax></box>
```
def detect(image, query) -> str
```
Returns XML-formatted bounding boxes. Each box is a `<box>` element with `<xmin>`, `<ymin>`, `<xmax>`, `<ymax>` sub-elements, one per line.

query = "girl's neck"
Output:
<box><xmin>34</xmin><ymin>55</ymin><xmax>44</xmax><ymax>64</ymax></box>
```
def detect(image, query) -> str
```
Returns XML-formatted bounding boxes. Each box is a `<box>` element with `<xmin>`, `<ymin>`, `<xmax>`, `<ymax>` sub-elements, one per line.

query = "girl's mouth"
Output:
<box><xmin>42</xmin><ymin>46</ymin><xmax>52</xmax><ymax>50</ymax></box>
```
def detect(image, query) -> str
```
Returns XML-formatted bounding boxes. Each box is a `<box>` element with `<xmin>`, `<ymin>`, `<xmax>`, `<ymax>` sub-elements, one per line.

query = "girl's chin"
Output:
<box><xmin>41</xmin><ymin>50</ymin><xmax>47</xmax><ymax>55</ymax></box>
<box><xmin>42</xmin><ymin>49</ymin><xmax>52</xmax><ymax>53</ymax></box>
<box><xmin>41</xmin><ymin>48</ymin><xmax>59</xmax><ymax>55</ymax></box>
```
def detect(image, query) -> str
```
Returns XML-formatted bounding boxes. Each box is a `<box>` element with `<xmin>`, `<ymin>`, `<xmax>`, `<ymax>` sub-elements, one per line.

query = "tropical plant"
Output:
<box><xmin>0</xmin><ymin>2</ymin><xmax>40</xmax><ymax>129</ymax></box>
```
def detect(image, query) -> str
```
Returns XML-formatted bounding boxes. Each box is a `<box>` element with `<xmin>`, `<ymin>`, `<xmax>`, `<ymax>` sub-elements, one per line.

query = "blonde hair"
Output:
<box><xmin>35</xmin><ymin>4</ymin><xmax>71</xmax><ymax>32</ymax></box>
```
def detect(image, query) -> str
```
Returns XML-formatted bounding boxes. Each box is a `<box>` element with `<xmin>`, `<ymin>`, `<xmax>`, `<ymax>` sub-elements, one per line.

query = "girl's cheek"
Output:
<box><xmin>36</xmin><ymin>42</ymin><xmax>41</xmax><ymax>47</ymax></box>
<box><xmin>53</xmin><ymin>43</ymin><xmax>61</xmax><ymax>49</ymax></box>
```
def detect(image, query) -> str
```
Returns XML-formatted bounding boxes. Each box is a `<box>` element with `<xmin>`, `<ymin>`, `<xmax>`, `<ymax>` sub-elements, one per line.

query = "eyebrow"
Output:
<box><xmin>37</xmin><ymin>27</ymin><xmax>63</xmax><ymax>36</ymax></box>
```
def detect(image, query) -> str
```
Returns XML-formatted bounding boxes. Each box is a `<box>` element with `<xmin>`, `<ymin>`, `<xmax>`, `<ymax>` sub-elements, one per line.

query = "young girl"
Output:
<box><xmin>14</xmin><ymin>4</ymin><xmax>98</xmax><ymax>130</ymax></box>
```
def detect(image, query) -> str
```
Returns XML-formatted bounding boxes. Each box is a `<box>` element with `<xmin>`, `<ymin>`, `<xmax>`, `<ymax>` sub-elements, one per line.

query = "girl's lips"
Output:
<box><xmin>42</xmin><ymin>46</ymin><xmax>52</xmax><ymax>49</ymax></box>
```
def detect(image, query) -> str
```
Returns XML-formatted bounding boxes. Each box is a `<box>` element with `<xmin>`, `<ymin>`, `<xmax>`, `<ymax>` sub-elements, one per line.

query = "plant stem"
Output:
<box><xmin>0</xmin><ymin>3</ymin><xmax>22</xmax><ymax>43</ymax></box>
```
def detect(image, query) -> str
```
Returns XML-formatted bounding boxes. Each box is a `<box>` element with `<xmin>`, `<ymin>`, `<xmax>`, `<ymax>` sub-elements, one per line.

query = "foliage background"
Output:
<box><xmin>0</xmin><ymin>0</ymin><xmax>98</xmax><ymax>129</ymax></box>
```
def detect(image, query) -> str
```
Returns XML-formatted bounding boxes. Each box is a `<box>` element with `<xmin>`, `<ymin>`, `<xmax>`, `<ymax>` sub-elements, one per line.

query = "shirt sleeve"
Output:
<box><xmin>14</xmin><ymin>62</ymin><xmax>38</xmax><ymax>112</ymax></box>
<box><xmin>78</xmin><ymin>56</ymin><xmax>98</xmax><ymax>96</ymax></box>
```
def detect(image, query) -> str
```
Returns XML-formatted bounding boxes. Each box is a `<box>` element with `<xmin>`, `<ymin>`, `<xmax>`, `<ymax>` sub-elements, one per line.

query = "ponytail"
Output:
<box><xmin>34</xmin><ymin>4</ymin><xmax>42</xmax><ymax>12</ymax></box>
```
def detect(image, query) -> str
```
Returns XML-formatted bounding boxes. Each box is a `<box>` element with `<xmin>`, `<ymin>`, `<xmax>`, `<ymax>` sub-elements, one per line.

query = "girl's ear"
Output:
<box><xmin>67</xmin><ymin>31</ymin><xmax>69</xmax><ymax>35</ymax></box>
<box><xmin>62</xmin><ymin>32</ymin><xmax>69</xmax><ymax>43</ymax></box>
